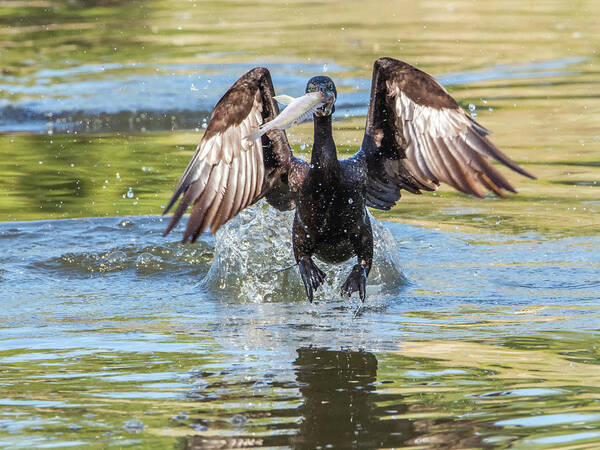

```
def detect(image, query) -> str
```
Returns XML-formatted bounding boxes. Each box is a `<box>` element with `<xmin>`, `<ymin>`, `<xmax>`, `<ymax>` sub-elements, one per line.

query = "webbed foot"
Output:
<box><xmin>298</xmin><ymin>256</ymin><xmax>326</xmax><ymax>302</ymax></box>
<box><xmin>341</xmin><ymin>264</ymin><xmax>367</xmax><ymax>302</ymax></box>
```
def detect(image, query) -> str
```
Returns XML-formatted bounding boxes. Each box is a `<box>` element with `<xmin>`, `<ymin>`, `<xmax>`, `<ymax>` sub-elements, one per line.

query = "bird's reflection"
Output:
<box><xmin>183</xmin><ymin>347</ymin><xmax>483</xmax><ymax>449</ymax></box>
<box><xmin>292</xmin><ymin>347</ymin><xmax>411</xmax><ymax>448</ymax></box>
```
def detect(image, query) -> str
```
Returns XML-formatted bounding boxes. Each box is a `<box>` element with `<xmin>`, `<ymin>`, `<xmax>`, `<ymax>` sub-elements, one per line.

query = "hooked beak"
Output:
<box><xmin>315</xmin><ymin>91</ymin><xmax>335</xmax><ymax>117</ymax></box>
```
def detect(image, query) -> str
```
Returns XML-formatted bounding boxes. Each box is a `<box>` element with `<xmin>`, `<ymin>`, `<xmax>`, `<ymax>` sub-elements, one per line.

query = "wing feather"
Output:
<box><xmin>163</xmin><ymin>67</ymin><xmax>308</xmax><ymax>242</ymax></box>
<box><xmin>442</xmin><ymin>137</ymin><xmax>485</xmax><ymax>197</ymax></box>
<box><xmin>355</xmin><ymin>57</ymin><xmax>536</xmax><ymax>210</ymax></box>
<box><xmin>205</xmin><ymin>163</ymin><xmax>230</xmax><ymax>235</ymax></box>
<box><xmin>215</xmin><ymin>156</ymin><xmax>239</xmax><ymax>231</ymax></box>
<box><xmin>183</xmin><ymin>166</ymin><xmax>220</xmax><ymax>242</ymax></box>
<box><xmin>240</xmin><ymin>141</ymin><xmax>253</xmax><ymax>210</ymax></box>
<box><xmin>248</xmin><ymin>139</ymin><xmax>259</xmax><ymax>202</ymax></box>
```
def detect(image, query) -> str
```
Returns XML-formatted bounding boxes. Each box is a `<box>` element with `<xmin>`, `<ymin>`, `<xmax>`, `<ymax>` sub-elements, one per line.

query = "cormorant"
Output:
<box><xmin>163</xmin><ymin>57</ymin><xmax>535</xmax><ymax>302</ymax></box>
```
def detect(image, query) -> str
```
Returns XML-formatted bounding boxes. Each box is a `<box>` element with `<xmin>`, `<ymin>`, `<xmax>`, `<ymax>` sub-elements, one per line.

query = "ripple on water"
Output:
<box><xmin>477</xmin><ymin>388</ymin><xmax>567</xmax><ymax>398</ymax></box>
<box><xmin>32</xmin><ymin>242</ymin><xmax>213</xmax><ymax>276</ymax></box>
<box><xmin>496</xmin><ymin>412</ymin><xmax>600</xmax><ymax>428</ymax></box>
<box><xmin>0</xmin><ymin>212</ymin><xmax>599</xmax><ymax>448</ymax></box>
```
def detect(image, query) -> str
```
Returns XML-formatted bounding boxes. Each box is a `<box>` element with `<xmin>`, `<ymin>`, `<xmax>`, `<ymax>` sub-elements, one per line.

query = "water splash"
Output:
<box><xmin>203</xmin><ymin>201</ymin><xmax>407</xmax><ymax>303</ymax></box>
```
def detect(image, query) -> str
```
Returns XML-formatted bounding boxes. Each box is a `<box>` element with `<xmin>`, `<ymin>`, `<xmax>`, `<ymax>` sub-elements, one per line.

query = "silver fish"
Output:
<box><xmin>246</xmin><ymin>91</ymin><xmax>327</xmax><ymax>141</ymax></box>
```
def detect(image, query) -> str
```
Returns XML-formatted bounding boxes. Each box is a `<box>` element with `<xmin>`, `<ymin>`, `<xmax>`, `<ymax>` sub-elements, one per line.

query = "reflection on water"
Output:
<box><xmin>293</xmin><ymin>348</ymin><xmax>410</xmax><ymax>449</ymax></box>
<box><xmin>294</xmin><ymin>348</ymin><xmax>381</xmax><ymax>447</ymax></box>
<box><xmin>1</xmin><ymin>0</ymin><xmax>600</xmax><ymax>447</ymax></box>
<box><xmin>0</xmin><ymin>216</ymin><xmax>599</xmax><ymax>447</ymax></box>
<box><xmin>0</xmin><ymin>62</ymin><xmax>352</xmax><ymax>134</ymax></box>
<box><xmin>0</xmin><ymin>57</ymin><xmax>586</xmax><ymax>134</ymax></box>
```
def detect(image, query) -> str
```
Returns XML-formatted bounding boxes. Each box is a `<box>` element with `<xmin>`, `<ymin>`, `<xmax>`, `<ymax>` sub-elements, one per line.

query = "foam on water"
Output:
<box><xmin>203</xmin><ymin>201</ymin><xmax>407</xmax><ymax>303</ymax></box>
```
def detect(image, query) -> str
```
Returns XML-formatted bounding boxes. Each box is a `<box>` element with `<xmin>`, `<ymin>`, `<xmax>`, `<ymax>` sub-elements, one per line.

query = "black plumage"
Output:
<box><xmin>163</xmin><ymin>57</ymin><xmax>536</xmax><ymax>302</ymax></box>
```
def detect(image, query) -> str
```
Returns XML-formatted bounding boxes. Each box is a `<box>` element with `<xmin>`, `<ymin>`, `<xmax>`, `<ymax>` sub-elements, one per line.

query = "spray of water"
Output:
<box><xmin>203</xmin><ymin>201</ymin><xmax>407</xmax><ymax>302</ymax></box>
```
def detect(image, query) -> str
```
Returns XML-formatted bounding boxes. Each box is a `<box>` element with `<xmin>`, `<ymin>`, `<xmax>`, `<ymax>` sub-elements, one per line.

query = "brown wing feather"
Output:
<box><xmin>162</xmin><ymin>67</ymin><xmax>308</xmax><ymax>242</ymax></box>
<box><xmin>356</xmin><ymin>57</ymin><xmax>536</xmax><ymax>210</ymax></box>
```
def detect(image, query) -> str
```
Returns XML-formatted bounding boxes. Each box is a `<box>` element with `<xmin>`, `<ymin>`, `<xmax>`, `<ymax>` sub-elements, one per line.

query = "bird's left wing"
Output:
<box><xmin>354</xmin><ymin>57</ymin><xmax>536</xmax><ymax>210</ymax></box>
<box><xmin>163</xmin><ymin>67</ymin><xmax>303</xmax><ymax>242</ymax></box>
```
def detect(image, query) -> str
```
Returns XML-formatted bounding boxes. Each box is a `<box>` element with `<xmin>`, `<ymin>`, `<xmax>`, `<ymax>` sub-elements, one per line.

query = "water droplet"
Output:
<box><xmin>468</xmin><ymin>103</ymin><xmax>476</xmax><ymax>112</ymax></box>
<box><xmin>191</xmin><ymin>423</ymin><xmax>208</xmax><ymax>431</ymax></box>
<box><xmin>322</xmin><ymin>63</ymin><xmax>328</xmax><ymax>73</ymax></box>
<box><xmin>300</xmin><ymin>142</ymin><xmax>307</xmax><ymax>151</ymax></box>
<box><xmin>471</xmin><ymin>112</ymin><xmax>477</xmax><ymax>118</ymax></box>
<box><xmin>126</xmin><ymin>187</ymin><xmax>134</xmax><ymax>198</ymax></box>
<box><xmin>191</xmin><ymin>379</ymin><xmax>210</xmax><ymax>389</ymax></box>
<box><xmin>231</xmin><ymin>414</ymin><xmax>248</xmax><ymax>427</ymax></box>
<box><xmin>38</xmin><ymin>161</ymin><xmax>43</xmax><ymax>165</ymax></box>
<box><xmin>252</xmin><ymin>380</ymin><xmax>269</xmax><ymax>390</ymax></box>
<box><xmin>104</xmin><ymin>251</ymin><xmax>127</xmax><ymax>267</ymax></box>
<box><xmin>172</xmin><ymin>412</ymin><xmax>189</xmax><ymax>421</ymax></box>
<box><xmin>344</xmin><ymin>110</ymin><xmax>350</xmax><ymax>118</ymax></box>
<box><xmin>116</xmin><ymin>172</ymin><xmax>120</xmax><ymax>179</ymax></box>
<box><xmin>348</xmin><ymin>198</ymin><xmax>354</xmax><ymax>204</ymax></box>
<box><xmin>135</xmin><ymin>252</ymin><xmax>162</xmax><ymax>272</ymax></box>
<box><xmin>123</xmin><ymin>419</ymin><xmax>145</xmax><ymax>433</ymax></box>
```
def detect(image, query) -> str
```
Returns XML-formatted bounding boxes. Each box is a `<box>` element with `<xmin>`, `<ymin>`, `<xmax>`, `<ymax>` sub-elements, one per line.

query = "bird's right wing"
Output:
<box><xmin>163</xmin><ymin>67</ymin><xmax>307</xmax><ymax>242</ymax></box>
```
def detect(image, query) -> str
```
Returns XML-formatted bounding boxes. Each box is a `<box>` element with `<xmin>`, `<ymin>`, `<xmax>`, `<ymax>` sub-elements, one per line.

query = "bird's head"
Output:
<box><xmin>306</xmin><ymin>76</ymin><xmax>336</xmax><ymax>117</ymax></box>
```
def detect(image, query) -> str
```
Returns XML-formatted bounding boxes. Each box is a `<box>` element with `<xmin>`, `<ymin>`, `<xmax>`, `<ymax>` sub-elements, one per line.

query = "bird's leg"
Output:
<box><xmin>341</xmin><ymin>260</ymin><xmax>371</xmax><ymax>302</ymax></box>
<box><xmin>293</xmin><ymin>216</ymin><xmax>326</xmax><ymax>302</ymax></box>
<box><xmin>341</xmin><ymin>217</ymin><xmax>373</xmax><ymax>302</ymax></box>
<box><xmin>298</xmin><ymin>256</ymin><xmax>326</xmax><ymax>303</ymax></box>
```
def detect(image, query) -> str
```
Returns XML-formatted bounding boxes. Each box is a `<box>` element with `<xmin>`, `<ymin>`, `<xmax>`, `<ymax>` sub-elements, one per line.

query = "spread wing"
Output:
<box><xmin>355</xmin><ymin>57</ymin><xmax>536</xmax><ymax>210</ymax></box>
<box><xmin>163</xmin><ymin>67</ymin><xmax>307</xmax><ymax>242</ymax></box>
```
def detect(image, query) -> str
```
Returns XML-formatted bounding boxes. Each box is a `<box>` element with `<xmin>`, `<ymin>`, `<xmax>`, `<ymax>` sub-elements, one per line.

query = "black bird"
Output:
<box><xmin>163</xmin><ymin>57</ymin><xmax>536</xmax><ymax>302</ymax></box>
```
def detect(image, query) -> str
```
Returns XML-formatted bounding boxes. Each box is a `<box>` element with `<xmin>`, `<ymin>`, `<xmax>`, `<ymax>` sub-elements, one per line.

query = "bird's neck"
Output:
<box><xmin>311</xmin><ymin>115</ymin><xmax>338</xmax><ymax>169</ymax></box>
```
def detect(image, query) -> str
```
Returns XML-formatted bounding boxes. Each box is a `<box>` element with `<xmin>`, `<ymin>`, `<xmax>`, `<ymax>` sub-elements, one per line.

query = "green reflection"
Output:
<box><xmin>2</xmin><ymin>334</ymin><xmax>598</xmax><ymax>447</ymax></box>
<box><xmin>1</xmin><ymin>0</ymin><xmax>600</xmax><ymax>448</ymax></box>
<box><xmin>1</xmin><ymin>0</ymin><xmax>600</xmax><ymax>234</ymax></box>
<box><xmin>1</xmin><ymin>128</ymin><xmax>598</xmax><ymax>236</ymax></box>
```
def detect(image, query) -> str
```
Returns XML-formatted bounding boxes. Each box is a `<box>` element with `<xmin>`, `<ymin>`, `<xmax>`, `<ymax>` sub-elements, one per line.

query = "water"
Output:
<box><xmin>1</xmin><ymin>212</ymin><xmax>599</xmax><ymax>447</ymax></box>
<box><xmin>0</xmin><ymin>57</ymin><xmax>586</xmax><ymax>134</ymax></box>
<box><xmin>205</xmin><ymin>203</ymin><xmax>406</xmax><ymax>303</ymax></box>
<box><xmin>1</xmin><ymin>0</ymin><xmax>600</xmax><ymax>447</ymax></box>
